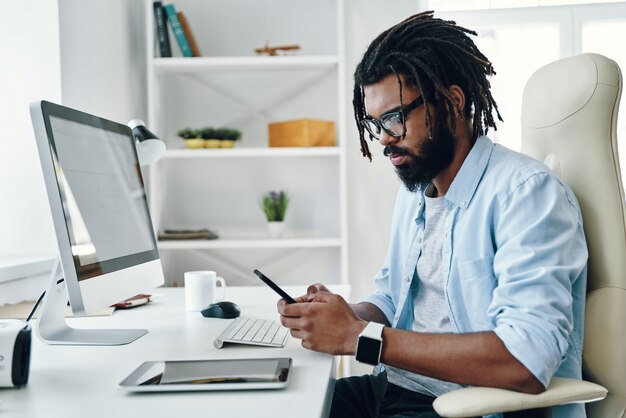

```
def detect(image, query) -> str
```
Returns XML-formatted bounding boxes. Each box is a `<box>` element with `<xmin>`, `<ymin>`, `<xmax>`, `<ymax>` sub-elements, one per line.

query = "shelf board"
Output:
<box><xmin>157</xmin><ymin>237</ymin><xmax>342</xmax><ymax>250</ymax></box>
<box><xmin>154</xmin><ymin>56</ymin><xmax>340</xmax><ymax>73</ymax></box>
<box><xmin>162</xmin><ymin>147</ymin><xmax>341</xmax><ymax>159</ymax></box>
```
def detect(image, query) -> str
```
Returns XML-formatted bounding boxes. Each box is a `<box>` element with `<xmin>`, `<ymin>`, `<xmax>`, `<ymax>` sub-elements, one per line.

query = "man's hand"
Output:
<box><xmin>278</xmin><ymin>283</ymin><xmax>331</xmax><ymax>304</ymax></box>
<box><xmin>278</xmin><ymin>290</ymin><xmax>367</xmax><ymax>355</ymax></box>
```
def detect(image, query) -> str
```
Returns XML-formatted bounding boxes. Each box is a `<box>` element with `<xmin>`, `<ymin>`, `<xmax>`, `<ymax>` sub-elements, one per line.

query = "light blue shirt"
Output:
<box><xmin>362</xmin><ymin>136</ymin><xmax>588</xmax><ymax>418</ymax></box>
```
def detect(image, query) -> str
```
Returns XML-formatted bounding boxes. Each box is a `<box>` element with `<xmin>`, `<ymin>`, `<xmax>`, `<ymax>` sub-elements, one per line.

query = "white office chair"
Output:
<box><xmin>433</xmin><ymin>53</ymin><xmax>623</xmax><ymax>417</ymax></box>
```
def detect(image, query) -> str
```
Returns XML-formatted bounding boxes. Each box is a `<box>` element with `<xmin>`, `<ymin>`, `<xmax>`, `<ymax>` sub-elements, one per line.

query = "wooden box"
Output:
<box><xmin>268</xmin><ymin>119</ymin><xmax>336</xmax><ymax>147</ymax></box>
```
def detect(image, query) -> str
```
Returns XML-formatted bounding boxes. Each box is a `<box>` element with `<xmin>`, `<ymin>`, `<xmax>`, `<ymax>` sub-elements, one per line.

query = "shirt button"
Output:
<box><xmin>417</xmin><ymin>237</ymin><xmax>422</xmax><ymax>243</ymax></box>
<box><xmin>405</xmin><ymin>277</ymin><xmax>410</xmax><ymax>282</ymax></box>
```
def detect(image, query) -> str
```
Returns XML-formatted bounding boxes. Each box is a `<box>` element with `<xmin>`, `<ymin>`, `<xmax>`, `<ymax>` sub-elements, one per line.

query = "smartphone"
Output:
<box><xmin>253</xmin><ymin>269</ymin><xmax>297</xmax><ymax>304</ymax></box>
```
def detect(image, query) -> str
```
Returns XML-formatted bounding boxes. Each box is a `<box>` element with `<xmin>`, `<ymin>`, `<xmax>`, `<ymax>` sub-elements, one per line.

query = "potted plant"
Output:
<box><xmin>219</xmin><ymin>128</ymin><xmax>242</xmax><ymax>148</ymax></box>
<box><xmin>178</xmin><ymin>128</ymin><xmax>203</xmax><ymax>149</ymax></box>
<box><xmin>200</xmin><ymin>127</ymin><xmax>220</xmax><ymax>149</ymax></box>
<box><xmin>262</xmin><ymin>190</ymin><xmax>289</xmax><ymax>238</ymax></box>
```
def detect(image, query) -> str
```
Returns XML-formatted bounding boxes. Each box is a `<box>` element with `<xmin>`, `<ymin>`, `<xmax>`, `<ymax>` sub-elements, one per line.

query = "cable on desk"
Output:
<box><xmin>25</xmin><ymin>278</ymin><xmax>65</xmax><ymax>322</ymax></box>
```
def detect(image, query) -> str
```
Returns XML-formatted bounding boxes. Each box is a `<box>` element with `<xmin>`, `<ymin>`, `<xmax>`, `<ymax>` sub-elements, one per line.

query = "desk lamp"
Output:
<box><xmin>128</xmin><ymin>119</ymin><xmax>166</xmax><ymax>165</ymax></box>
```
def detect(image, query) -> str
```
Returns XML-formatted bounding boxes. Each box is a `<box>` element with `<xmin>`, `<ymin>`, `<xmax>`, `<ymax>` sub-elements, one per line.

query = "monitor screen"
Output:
<box><xmin>31</xmin><ymin>100</ymin><xmax>164</xmax><ymax>318</ymax></box>
<box><xmin>48</xmin><ymin>115</ymin><xmax>156</xmax><ymax>280</ymax></box>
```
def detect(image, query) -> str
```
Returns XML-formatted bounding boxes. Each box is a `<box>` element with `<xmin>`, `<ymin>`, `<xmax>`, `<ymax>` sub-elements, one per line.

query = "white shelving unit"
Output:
<box><xmin>145</xmin><ymin>0</ymin><xmax>348</xmax><ymax>288</ymax></box>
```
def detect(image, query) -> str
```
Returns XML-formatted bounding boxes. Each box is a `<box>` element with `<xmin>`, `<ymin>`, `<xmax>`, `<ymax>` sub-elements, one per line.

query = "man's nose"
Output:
<box><xmin>378</xmin><ymin>130</ymin><xmax>399</xmax><ymax>147</ymax></box>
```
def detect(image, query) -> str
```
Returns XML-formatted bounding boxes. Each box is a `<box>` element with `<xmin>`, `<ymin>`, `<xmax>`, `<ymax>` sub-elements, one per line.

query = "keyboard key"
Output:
<box><xmin>224</xmin><ymin>318</ymin><xmax>245</xmax><ymax>340</ymax></box>
<box><xmin>262</xmin><ymin>322</ymin><xmax>280</xmax><ymax>344</ymax></box>
<box><xmin>272</xmin><ymin>327</ymin><xmax>289</xmax><ymax>345</ymax></box>
<box><xmin>243</xmin><ymin>319</ymin><xmax>263</xmax><ymax>341</ymax></box>
<box><xmin>232</xmin><ymin>318</ymin><xmax>253</xmax><ymax>341</ymax></box>
<box><xmin>252</xmin><ymin>320</ymin><xmax>272</xmax><ymax>342</ymax></box>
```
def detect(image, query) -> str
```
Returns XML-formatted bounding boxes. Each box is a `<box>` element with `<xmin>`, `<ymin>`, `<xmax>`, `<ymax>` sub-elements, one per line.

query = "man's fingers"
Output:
<box><xmin>306</xmin><ymin>283</ymin><xmax>331</xmax><ymax>300</ymax></box>
<box><xmin>311</xmin><ymin>290</ymin><xmax>341</xmax><ymax>303</ymax></box>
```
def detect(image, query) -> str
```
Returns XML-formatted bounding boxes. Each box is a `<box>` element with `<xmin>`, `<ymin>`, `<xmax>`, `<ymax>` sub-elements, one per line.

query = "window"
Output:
<box><xmin>429</xmin><ymin>2</ymin><xmax>626</xmax><ymax>180</ymax></box>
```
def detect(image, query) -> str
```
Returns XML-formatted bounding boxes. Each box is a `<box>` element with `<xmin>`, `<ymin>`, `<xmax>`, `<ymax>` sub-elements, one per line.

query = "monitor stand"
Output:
<box><xmin>35</xmin><ymin>259</ymin><xmax>148</xmax><ymax>345</ymax></box>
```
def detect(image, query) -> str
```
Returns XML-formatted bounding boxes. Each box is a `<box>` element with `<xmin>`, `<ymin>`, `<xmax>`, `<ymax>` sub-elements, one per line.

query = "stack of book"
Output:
<box><xmin>158</xmin><ymin>228</ymin><xmax>219</xmax><ymax>240</ymax></box>
<box><xmin>153</xmin><ymin>2</ymin><xmax>201</xmax><ymax>58</ymax></box>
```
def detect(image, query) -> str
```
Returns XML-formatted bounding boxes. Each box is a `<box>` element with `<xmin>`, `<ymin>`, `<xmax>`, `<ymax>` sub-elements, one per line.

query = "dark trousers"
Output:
<box><xmin>330</xmin><ymin>372</ymin><xmax>441</xmax><ymax>418</ymax></box>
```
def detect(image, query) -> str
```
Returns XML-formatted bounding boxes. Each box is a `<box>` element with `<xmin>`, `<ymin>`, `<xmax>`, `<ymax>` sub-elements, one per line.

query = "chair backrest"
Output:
<box><xmin>521</xmin><ymin>53</ymin><xmax>624</xmax><ymax>418</ymax></box>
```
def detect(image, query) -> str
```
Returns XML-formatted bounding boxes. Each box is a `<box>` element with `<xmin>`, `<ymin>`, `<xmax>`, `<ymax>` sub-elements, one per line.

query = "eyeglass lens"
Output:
<box><xmin>360</xmin><ymin>96</ymin><xmax>423</xmax><ymax>141</ymax></box>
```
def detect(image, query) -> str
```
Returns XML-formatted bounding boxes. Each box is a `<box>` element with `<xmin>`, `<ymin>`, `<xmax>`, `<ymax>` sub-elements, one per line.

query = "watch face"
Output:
<box><xmin>356</xmin><ymin>336</ymin><xmax>381</xmax><ymax>365</ymax></box>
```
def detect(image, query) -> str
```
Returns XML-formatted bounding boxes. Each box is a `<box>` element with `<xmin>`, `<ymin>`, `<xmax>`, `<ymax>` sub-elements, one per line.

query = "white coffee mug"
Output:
<box><xmin>184</xmin><ymin>271</ymin><xmax>226</xmax><ymax>312</ymax></box>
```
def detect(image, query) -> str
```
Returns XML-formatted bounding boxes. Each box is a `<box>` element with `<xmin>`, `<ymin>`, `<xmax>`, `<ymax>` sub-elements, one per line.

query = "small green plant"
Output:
<box><xmin>200</xmin><ymin>127</ymin><xmax>217</xmax><ymax>139</ymax></box>
<box><xmin>197</xmin><ymin>127</ymin><xmax>242</xmax><ymax>140</ymax></box>
<box><xmin>222</xmin><ymin>128</ymin><xmax>242</xmax><ymax>141</ymax></box>
<box><xmin>262</xmin><ymin>190</ymin><xmax>289</xmax><ymax>222</ymax></box>
<box><xmin>177</xmin><ymin>128</ymin><xmax>200</xmax><ymax>139</ymax></box>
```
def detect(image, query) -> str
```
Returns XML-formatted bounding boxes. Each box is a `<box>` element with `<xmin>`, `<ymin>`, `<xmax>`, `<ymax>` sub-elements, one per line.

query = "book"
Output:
<box><xmin>153</xmin><ymin>2</ymin><xmax>171</xmax><ymax>57</ymax></box>
<box><xmin>158</xmin><ymin>228</ymin><xmax>219</xmax><ymax>240</ymax></box>
<box><xmin>164</xmin><ymin>4</ymin><xmax>193</xmax><ymax>57</ymax></box>
<box><xmin>177</xmin><ymin>11</ymin><xmax>201</xmax><ymax>57</ymax></box>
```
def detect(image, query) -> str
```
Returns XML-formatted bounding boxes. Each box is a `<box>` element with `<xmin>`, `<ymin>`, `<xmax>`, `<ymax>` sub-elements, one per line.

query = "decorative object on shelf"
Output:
<box><xmin>201</xmin><ymin>127</ymin><xmax>242</xmax><ymax>148</ymax></box>
<box><xmin>128</xmin><ymin>119</ymin><xmax>166</xmax><ymax>165</ymax></box>
<box><xmin>158</xmin><ymin>228</ymin><xmax>219</xmax><ymax>241</ymax></box>
<box><xmin>269</xmin><ymin>119</ymin><xmax>336</xmax><ymax>147</ymax></box>
<box><xmin>177</xmin><ymin>128</ymin><xmax>204</xmax><ymax>149</ymax></box>
<box><xmin>254</xmin><ymin>41</ymin><xmax>301</xmax><ymax>56</ymax></box>
<box><xmin>262</xmin><ymin>190</ymin><xmax>289</xmax><ymax>238</ymax></box>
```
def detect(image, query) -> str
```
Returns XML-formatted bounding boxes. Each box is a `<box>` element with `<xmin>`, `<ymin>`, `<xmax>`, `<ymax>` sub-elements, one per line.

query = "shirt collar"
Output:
<box><xmin>444</xmin><ymin>135</ymin><xmax>495</xmax><ymax>209</ymax></box>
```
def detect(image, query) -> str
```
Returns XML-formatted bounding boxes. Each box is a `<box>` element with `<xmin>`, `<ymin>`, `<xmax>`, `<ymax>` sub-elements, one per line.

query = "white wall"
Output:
<box><xmin>0</xmin><ymin>0</ymin><xmax>62</xmax><ymax>262</ymax></box>
<box><xmin>58</xmin><ymin>0</ymin><xmax>147</xmax><ymax>123</ymax></box>
<box><xmin>0</xmin><ymin>0</ymin><xmax>147</xmax><ymax>303</ymax></box>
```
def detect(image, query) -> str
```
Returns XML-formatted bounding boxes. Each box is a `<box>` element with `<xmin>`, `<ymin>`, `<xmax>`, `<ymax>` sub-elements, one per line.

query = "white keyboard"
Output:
<box><xmin>213</xmin><ymin>317</ymin><xmax>289</xmax><ymax>349</ymax></box>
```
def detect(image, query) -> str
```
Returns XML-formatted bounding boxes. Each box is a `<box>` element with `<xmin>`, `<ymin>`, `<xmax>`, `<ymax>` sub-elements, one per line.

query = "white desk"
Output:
<box><xmin>0</xmin><ymin>286</ymin><xmax>343</xmax><ymax>418</ymax></box>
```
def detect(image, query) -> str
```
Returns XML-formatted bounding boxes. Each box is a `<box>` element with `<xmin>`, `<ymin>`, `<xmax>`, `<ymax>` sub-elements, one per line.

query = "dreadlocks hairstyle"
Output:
<box><xmin>353</xmin><ymin>11</ymin><xmax>502</xmax><ymax>161</ymax></box>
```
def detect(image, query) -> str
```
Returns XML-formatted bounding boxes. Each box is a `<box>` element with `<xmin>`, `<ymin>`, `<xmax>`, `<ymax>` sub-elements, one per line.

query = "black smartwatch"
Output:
<box><xmin>355</xmin><ymin>322</ymin><xmax>384</xmax><ymax>366</ymax></box>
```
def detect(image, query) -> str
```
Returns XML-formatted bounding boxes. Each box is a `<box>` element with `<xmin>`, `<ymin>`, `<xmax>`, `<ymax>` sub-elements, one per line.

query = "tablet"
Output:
<box><xmin>118</xmin><ymin>358</ymin><xmax>291</xmax><ymax>392</ymax></box>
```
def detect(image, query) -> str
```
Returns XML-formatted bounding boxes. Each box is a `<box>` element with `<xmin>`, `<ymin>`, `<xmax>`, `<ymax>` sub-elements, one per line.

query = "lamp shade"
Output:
<box><xmin>128</xmin><ymin>119</ymin><xmax>166</xmax><ymax>166</ymax></box>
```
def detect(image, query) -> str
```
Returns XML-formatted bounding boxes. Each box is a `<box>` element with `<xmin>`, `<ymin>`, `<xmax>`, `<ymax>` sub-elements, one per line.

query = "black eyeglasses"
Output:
<box><xmin>360</xmin><ymin>96</ymin><xmax>424</xmax><ymax>141</ymax></box>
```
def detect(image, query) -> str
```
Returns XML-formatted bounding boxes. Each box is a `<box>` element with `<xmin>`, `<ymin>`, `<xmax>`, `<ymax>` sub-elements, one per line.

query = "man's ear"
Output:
<box><xmin>449</xmin><ymin>85</ymin><xmax>466</xmax><ymax>117</ymax></box>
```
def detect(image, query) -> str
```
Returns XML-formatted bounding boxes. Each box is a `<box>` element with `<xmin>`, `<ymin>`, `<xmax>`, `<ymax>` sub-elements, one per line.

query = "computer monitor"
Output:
<box><xmin>29</xmin><ymin>100</ymin><xmax>164</xmax><ymax>345</ymax></box>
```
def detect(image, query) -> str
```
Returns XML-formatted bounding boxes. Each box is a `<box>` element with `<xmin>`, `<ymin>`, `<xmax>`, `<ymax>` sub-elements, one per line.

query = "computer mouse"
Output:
<box><xmin>200</xmin><ymin>301</ymin><xmax>241</xmax><ymax>319</ymax></box>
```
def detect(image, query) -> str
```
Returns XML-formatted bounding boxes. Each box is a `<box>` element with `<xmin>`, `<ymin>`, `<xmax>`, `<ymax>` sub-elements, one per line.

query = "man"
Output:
<box><xmin>278</xmin><ymin>11</ymin><xmax>587</xmax><ymax>418</ymax></box>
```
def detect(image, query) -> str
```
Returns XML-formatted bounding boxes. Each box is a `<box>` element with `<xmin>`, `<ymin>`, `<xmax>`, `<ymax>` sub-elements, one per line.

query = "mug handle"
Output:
<box><xmin>216</xmin><ymin>276</ymin><xmax>226</xmax><ymax>301</ymax></box>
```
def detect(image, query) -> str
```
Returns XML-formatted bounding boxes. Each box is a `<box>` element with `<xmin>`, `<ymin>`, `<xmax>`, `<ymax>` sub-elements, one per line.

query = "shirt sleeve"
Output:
<box><xmin>490</xmin><ymin>172</ymin><xmax>588</xmax><ymax>388</ymax></box>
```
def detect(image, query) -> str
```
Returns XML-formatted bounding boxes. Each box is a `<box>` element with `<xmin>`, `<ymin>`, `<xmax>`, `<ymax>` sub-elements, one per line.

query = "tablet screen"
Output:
<box><xmin>119</xmin><ymin>358</ymin><xmax>291</xmax><ymax>391</ymax></box>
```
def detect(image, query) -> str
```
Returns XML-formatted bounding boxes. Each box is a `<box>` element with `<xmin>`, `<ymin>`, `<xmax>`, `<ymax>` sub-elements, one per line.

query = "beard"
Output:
<box><xmin>384</xmin><ymin>127</ymin><xmax>457</xmax><ymax>193</ymax></box>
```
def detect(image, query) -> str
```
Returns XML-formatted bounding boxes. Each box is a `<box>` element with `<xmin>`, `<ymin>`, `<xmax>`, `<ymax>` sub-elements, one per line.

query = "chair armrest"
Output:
<box><xmin>432</xmin><ymin>378</ymin><xmax>607</xmax><ymax>418</ymax></box>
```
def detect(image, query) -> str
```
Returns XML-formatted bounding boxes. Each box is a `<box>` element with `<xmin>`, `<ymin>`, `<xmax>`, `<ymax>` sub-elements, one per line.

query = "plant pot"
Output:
<box><xmin>184</xmin><ymin>138</ymin><xmax>205</xmax><ymax>149</ymax></box>
<box><xmin>220</xmin><ymin>140</ymin><xmax>236</xmax><ymax>148</ymax></box>
<box><xmin>267</xmin><ymin>221</ymin><xmax>285</xmax><ymax>238</ymax></box>
<box><xmin>204</xmin><ymin>139</ymin><xmax>221</xmax><ymax>148</ymax></box>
